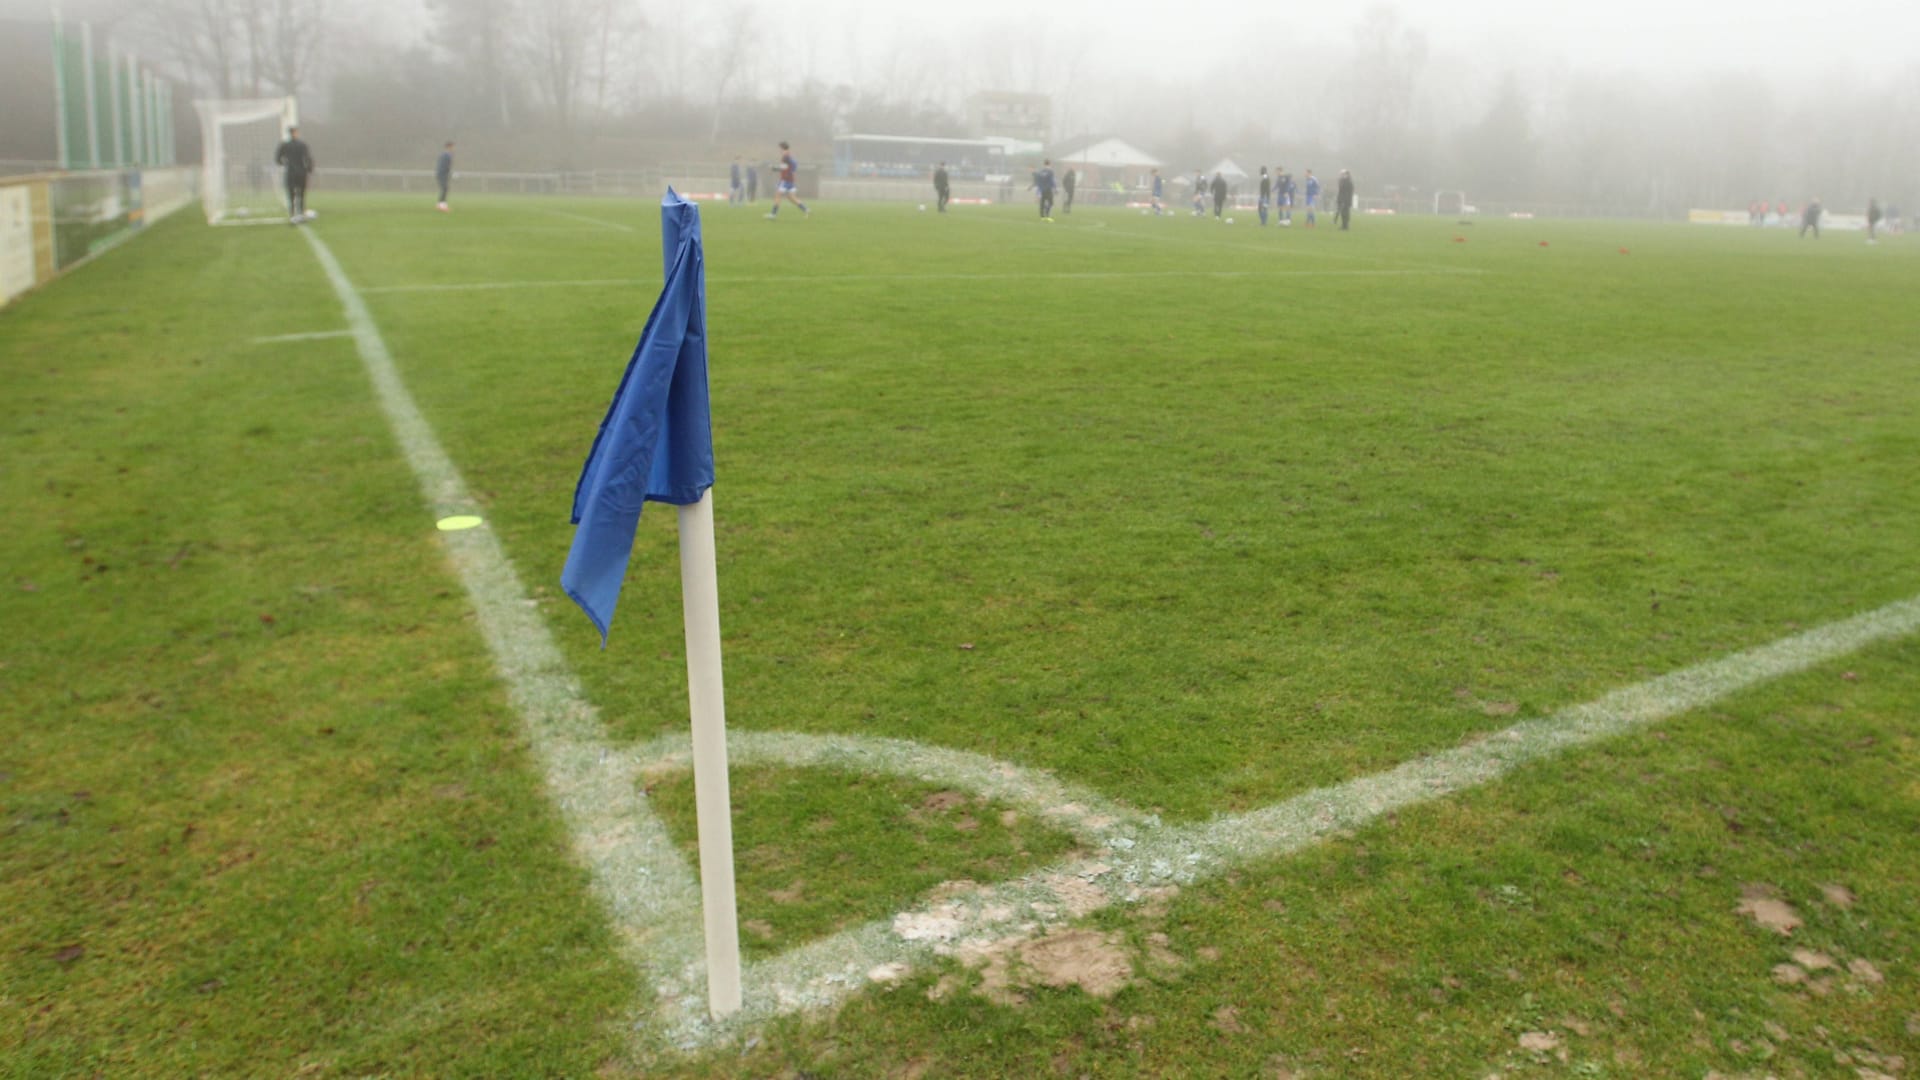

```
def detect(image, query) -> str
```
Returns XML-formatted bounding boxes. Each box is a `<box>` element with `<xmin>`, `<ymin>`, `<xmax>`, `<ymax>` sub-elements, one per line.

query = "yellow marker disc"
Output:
<box><xmin>436</xmin><ymin>515</ymin><xmax>484</xmax><ymax>532</ymax></box>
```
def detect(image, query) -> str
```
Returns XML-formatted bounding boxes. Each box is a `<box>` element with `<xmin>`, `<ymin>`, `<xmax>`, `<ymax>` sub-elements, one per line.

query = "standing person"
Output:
<box><xmin>1035</xmin><ymin>159</ymin><xmax>1057</xmax><ymax>220</ymax></box>
<box><xmin>274</xmin><ymin>125</ymin><xmax>314</xmax><ymax>224</ymax></box>
<box><xmin>1303</xmin><ymin>169</ymin><xmax>1321</xmax><ymax>227</ymax></box>
<box><xmin>729</xmin><ymin>156</ymin><xmax>744</xmax><ymax>204</ymax></box>
<box><xmin>1336</xmin><ymin>169</ymin><xmax>1355</xmax><ymax>230</ymax></box>
<box><xmin>746</xmin><ymin>163</ymin><xmax>759</xmax><ymax>202</ymax></box>
<box><xmin>1866</xmin><ymin>197</ymin><xmax>1882</xmax><ymax>243</ymax></box>
<box><xmin>1210</xmin><ymin>171</ymin><xmax>1228</xmax><ymax>219</ymax></box>
<box><xmin>1277</xmin><ymin>167</ymin><xmax>1295</xmax><ymax>225</ymax></box>
<box><xmin>1799</xmin><ymin>197</ymin><xmax>1823</xmax><ymax>239</ymax></box>
<box><xmin>1257</xmin><ymin>165</ymin><xmax>1271</xmax><ymax>226</ymax></box>
<box><xmin>765</xmin><ymin>141</ymin><xmax>810</xmax><ymax>219</ymax></box>
<box><xmin>1062</xmin><ymin>167</ymin><xmax>1076</xmax><ymax>214</ymax></box>
<box><xmin>932</xmin><ymin>161</ymin><xmax>951</xmax><ymax>213</ymax></box>
<box><xmin>1150</xmin><ymin>168</ymin><xmax>1165</xmax><ymax>215</ymax></box>
<box><xmin>435</xmin><ymin>141</ymin><xmax>454</xmax><ymax>212</ymax></box>
<box><xmin>1191</xmin><ymin>170</ymin><xmax>1207</xmax><ymax>216</ymax></box>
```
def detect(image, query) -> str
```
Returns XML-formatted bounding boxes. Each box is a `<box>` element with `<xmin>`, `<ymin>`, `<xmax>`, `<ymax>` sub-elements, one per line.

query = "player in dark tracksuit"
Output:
<box><xmin>1257</xmin><ymin>166</ymin><xmax>1271</xmax><ymax>226</ymax></box>
<box><xmin>275</xmin><ymin>126</ymin><xmax>313</xmax><ymax>223</ymax></box>
<box><xmin>933</xmin><ymin>162</ymin><xmax>951</xmax><ymax>212</ymax></box>
<box><xmin>1211</xmin><ymin>172</ymin><xmax>1228</xmax><ymax>218</ymax></box>
<box><xmin>1799</xmin><ymin>198</ymin><xmax>1823</xmax><ymax>239</ymax></box>
<box><xmin>1035</xmin><ymin>160</ymin><xmax>1057</xmax><ymax>219</ymax></box>
<box><xmin>1336</xmin><ymin>170</ymin><xmax>1355</xmax><ymax>230</ymax></box>
<box><xmin>435</xmin><ymin>142</ymin><xmax>453</xmax><ymax>210</ymax></box>
<box><xmin>1062</xmin><ymin>168</ymin><xmax>1076</xmax><ymax>214</ymax></box>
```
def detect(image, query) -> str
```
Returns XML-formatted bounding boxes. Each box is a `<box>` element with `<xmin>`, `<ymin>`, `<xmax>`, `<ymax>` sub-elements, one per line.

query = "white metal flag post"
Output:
<box><xmin>677</xmin><ymin>488</ymin><xmax>743</xmax><ymax>1018</ymax></box>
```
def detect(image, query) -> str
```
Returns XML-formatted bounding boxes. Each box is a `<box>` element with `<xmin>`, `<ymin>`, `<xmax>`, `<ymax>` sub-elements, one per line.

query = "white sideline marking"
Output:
<box><xmin>360</xmin><ymin>266</ymin><xmax>1477</xmax><ymax>295</ymax></box>
<box><xmin>542</xmin><ymin>208</ymin><xmax>637</xmax><ymax>232</ymax></box>
<box><xmin>297</xmin><ymin>227</ymin><xmax>709</xmax><ymax>1030</ymax></box>
<box><xmin>250</xmin><ymin>329</ymin><xmax>353</xmax><ymax>343</ymax></box>
<box><xmin>298</xmin><ymin>218</ymin><xmax>1920</xmax><ymax>1054</ymax></box>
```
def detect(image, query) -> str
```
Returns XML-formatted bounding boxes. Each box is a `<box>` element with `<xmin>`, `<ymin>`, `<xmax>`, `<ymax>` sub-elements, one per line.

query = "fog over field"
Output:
<box><xmin>9</xmin><ymin>0</ymin><xmax>1918</xmax><ymax>210</ymax></box>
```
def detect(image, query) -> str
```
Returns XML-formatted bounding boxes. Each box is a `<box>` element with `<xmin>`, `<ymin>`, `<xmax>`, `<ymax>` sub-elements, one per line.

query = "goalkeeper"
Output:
<box><xmin>274</xmin><ymin>126</ymin><xmax>314</xmax><ymax>223</ymax></box>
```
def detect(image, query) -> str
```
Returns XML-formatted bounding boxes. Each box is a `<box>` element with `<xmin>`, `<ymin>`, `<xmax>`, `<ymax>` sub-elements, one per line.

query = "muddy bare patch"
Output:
<box><xmin>1791</xmin><ymin>948</ymin><xmax>1835</xmax><ymax>971</ymax></box>
<box><xmin>1211</xmin><ymin>1005</ymin><xmax>1247</xmax><ymax>1034</ymax></box>
<box><xmin>921</xmin><ymin>791</ymin><xmax>969</xmax><ymax>813</ymax></box>
<box><xmin>1848</xmin><ymin>958</ymin><xmax>1884</xmax><ymax>985</ymax></box>
<box><xmin>1518</xmin><ymin>1031</ymin><xmax>1562</xmax><ymax>1053</ymax></box>
<box><xmin>768</xmin><ymin>879</ymin><xmax>806</xmax><ymax>904</ymax></box>
<box><xmin>1819</xmin><ymin>883</ymin><xmax>1857</xmax><ymax>909</ymax></box>
<box><xmin>1022</xmin><ymin>928</ymin><xmax>1133</xmax><ymax>997</ymax></box>
<box><xmin>1736</xmin><ymin>884</ymin><xmax>1802</xmax><ymax>935</ymax></box>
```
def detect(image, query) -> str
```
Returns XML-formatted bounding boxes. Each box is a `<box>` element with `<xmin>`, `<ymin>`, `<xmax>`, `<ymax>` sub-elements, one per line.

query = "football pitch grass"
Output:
<box><xmin>4</xmin><ymin>194</ymin><xmax>1918</xmax><ymax>1076</ymax></box>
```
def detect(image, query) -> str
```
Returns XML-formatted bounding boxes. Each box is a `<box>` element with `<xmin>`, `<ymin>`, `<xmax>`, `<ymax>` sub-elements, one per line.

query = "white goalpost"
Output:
<box><xmin>195</xmin><ymin>97</ymin><xmax>298</xmax><ymax>225</ymax></box>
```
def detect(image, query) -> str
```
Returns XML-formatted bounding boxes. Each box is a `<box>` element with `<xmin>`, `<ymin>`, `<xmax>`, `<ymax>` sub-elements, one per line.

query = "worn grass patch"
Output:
<box><xmin>648</xmin><ymin>765</ymin><xmax>1081</xmax><ymax>958</ymax></box>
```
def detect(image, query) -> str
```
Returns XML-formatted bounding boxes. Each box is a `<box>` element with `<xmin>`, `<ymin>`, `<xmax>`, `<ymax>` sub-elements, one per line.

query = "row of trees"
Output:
<box><xmin>93</xmin><ymin>0</ymin><xmax>1920</xmax><ymax>215</ymax></box>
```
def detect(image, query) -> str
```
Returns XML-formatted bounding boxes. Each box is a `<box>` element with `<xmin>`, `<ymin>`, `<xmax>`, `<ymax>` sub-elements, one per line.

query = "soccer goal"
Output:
<box><xmin>195</xmin><ymin>98</ymin><xmax>298</xmax><ymax>225</ymax></box>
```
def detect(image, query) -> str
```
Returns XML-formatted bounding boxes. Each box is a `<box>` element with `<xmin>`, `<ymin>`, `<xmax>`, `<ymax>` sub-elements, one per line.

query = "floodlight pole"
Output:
<box><xmin>677</xmin><ymin>488</ymin><xmax>743</xmax><ymax>1019</ymax></box>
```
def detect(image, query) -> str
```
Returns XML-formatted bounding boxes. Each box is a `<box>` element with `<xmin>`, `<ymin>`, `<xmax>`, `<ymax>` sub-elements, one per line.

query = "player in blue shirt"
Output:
<box><xmin>1303</xmin><ymin>169</ymin><xmax>1321</xmax><ymax>227</ymax></box>
<box><xmin>765</xmin><ymin>141</ymin><xmax>810</xmax><ymax>219</ymax></box>
<box><xmin>1275</xmin><ymin>168</ymin><xmax>1295</xmax><ymax>226</ymax></box>
<box><xmin>729</xmin><ymin>156</ymin><xmax>743</xmax><ymax>204</ymax></box>
<box><xmin>1150</xmin><ymin>169</ymin><xmax>1165</xmax><ymax>215</ymax></box>
<box><xmin>1034</xmin><ymin>159</ymin><xmax>1058</xmax><ymax>220</ymax></box>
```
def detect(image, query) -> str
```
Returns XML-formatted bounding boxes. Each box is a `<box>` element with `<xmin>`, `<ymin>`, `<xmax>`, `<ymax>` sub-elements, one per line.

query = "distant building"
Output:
<box><xmin>1053</xmin><ymin>137</ymin><xmax>1165</xmax><ymax>191</ymax></box>
<box><xmin>966</xmin><ymin>91</ymin><xmax>1051</xmax><ymax>144</ymax></box>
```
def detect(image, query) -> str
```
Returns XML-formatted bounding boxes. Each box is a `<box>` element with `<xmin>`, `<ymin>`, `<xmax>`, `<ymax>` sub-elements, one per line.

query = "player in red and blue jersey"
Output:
<box><xmin>765</xmin><ymin>140</ymin><xmax>810</xmax><ymax>219</ymax></box>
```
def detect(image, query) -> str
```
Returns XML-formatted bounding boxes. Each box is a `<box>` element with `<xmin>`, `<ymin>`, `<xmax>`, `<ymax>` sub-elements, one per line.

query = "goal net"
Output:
<box><xmin>195</xmin><ymin>98</ymin><xmax>298</xmax><ymax>225</ymax></box>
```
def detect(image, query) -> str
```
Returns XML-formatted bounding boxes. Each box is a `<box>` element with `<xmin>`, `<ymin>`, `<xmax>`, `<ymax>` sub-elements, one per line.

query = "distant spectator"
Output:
<box><xmin>1336</xmin><ymin>169</ymin><xmax>1355</xmax><ymax>230</ymax></box>
<box><xmin>1062</xmin><ymin>167</ymin><xmax>1076</xmax><ymax>214</ymax></box>
<box><xmin>932</xmin><ymin>161</ymin><xmax>950</xmax><ymax>213</ymax></box>
<box><xmin>746</xmin><ymin>163</ymin><xmax>758</xmax><ymax>202</ymax></box>
<box><xmin>1866</xmin><ymin>197</ymin><xmax>1882</xmax><ymax>243</ymax></box>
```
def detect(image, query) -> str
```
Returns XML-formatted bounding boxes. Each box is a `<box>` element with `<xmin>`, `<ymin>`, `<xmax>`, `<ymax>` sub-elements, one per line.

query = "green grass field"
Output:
<box><xmin>4</xmin><ymin>194</ymin><xmax>1918</xmax><ymax>1077</ymax></box>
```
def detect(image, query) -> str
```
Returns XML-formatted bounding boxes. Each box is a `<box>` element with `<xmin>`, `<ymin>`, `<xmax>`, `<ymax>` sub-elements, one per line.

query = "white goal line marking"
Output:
<box><xmin>541</xmin><ymin>208</ymin><xmax>637</xmax><ymax>232</ymax></box>
<box><xmin>250</xmin><ymin>329</ymin><xmax>354</xmax><ymax>344</ymax></box>
<box><xmin>359</xmin><ymin>266</ymin><xmax>1480</xmax><ymax>294</ymax></box>
<box><xmin>637</xmin><ymin>589</ymin><xmax>1920</xmax><ymax>1047</ymax></box>
<box><xmin>300</xmin><ymin>223</ymin><xmax>1920</xmax><ymax>1055</ymax></box>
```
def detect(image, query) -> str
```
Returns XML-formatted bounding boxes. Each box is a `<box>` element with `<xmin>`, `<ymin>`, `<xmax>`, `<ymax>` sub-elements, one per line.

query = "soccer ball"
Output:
<box><xmin>918</xmin><ymin>204</ymin><xmax>926</xmax><ymax>212</ymax></box>
<box><xmin>1225</xmin><ymin>217</ymin><xmax>1235</xmax><ymax>224</ymax></box>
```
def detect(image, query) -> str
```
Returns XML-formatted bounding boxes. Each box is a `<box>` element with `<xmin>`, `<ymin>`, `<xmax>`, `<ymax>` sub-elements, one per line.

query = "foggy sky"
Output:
<box><xmin>787</xmin><ymin>0</ymin><xmax>1917</xmax><ymax>78</ymax></box>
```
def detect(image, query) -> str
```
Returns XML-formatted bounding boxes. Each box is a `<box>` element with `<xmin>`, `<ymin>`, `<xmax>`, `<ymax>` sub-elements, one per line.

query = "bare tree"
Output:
<box><xmin>428</xmin><ymin>0</ymin><xmax>520</xmax><ymax>127</ymax></box>
<box><xmin>254</xmin><ymin>0</ymin><xmax>327</xmax><ymax>98</ymax></box>
<box><xmin>524</xmin><ymin>0</ymin><xmax>589</xmax><ymax>127</ymax></box>
<box><xmin>706</xmin><ymin>5</ymin><xmax>759</xmax><ymax>142</ymax></box>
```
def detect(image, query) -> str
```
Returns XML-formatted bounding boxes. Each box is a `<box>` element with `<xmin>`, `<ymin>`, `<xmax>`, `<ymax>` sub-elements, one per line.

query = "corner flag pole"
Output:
<box><xmin>560</xmin><ymin>189</ymin><xmax>739</xmax><ymax>1019</ymax></box>
<box><xmin>677</xmin><ymin>489</ymin><xmax>742</xmax><ymax>1018</ymax></box>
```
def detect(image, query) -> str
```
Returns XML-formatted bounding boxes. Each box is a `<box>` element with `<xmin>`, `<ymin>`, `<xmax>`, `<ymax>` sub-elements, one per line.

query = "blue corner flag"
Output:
<box><xmin>562</xmin><ymin>189</ymin><xmax>714</xmax><ymax>644</ymax></box>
